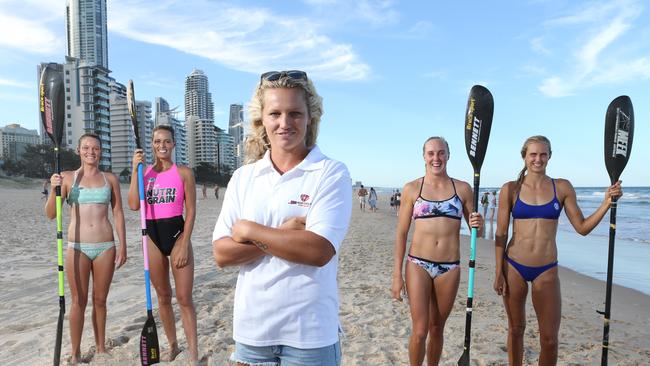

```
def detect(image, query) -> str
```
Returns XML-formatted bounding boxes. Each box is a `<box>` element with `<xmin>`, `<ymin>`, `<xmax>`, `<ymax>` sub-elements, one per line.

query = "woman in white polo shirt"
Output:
<box><xmin>212</xmin><ymin>70</ymin><xmax>352</xmax><ymax>366</ymax></box>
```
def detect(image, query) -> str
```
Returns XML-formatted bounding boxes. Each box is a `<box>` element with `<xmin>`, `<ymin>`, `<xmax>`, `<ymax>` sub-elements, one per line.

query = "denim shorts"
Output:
<box><xmin>231</xmin><ymin>340</ymin><xmax>341</xmax><ymax>366</ymax></box>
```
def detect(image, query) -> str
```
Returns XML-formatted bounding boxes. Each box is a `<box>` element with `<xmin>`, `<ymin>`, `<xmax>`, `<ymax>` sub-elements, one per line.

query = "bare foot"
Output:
<box><xmin>162</xmin><ymin>346</ymin><xmax>182</xmax><ymax>362</ymax></box>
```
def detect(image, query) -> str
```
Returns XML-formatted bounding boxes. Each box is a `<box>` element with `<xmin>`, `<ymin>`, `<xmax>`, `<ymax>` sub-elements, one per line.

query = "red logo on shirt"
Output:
<box><xmin>288</xmin><ymin>194</ymin><xmax>312</xmax><ymax>208</ymax></box>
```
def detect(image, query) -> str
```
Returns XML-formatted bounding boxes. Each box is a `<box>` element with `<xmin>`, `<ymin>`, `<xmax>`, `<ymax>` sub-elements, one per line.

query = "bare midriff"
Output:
<box><xmin>409</xmin><ymin>217</ymin><xmax>461</xmax><ymax>262</ymax></box>
<box><xmin>507</xmin><ymin>219</ymin><xmax>559</xmax><ymax>265</ymax></box>
<box><xmin>67</xmin><ymin>204</ymin><xmax>115</xmax><ymax>243</ymax></box>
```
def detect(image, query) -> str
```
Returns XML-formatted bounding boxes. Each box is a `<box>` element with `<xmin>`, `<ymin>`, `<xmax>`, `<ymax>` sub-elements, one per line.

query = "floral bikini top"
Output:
<box><xmin>412</xmin><ymin>178</ymin><xmax>463</xmax><ymax>220</ymax></box>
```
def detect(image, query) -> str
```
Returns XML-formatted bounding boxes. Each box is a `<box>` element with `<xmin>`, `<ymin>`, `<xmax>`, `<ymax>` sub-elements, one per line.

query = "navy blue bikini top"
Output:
<box><xmin>511</xmin><ymin>179</ymin><xmax>562</xmax><ymax>220</ymax></box>
<box><xmin>412</xmin><ymin>178</ymin><xmax>463</xmax><ymax>220</ymax></box>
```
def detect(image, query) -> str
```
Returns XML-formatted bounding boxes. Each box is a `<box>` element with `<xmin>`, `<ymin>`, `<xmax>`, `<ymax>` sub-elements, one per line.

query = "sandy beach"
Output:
<box><xmin>1</xmin><ymin>183</ymin><xmax>648</xmax><ymax>365</ymax></box>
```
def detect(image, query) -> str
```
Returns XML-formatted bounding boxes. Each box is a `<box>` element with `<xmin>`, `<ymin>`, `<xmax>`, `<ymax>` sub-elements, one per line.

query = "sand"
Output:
<box><xmin>0</xmin><ymin>186</ymin><xmax>648</xmax><ymax>365</ymax></box>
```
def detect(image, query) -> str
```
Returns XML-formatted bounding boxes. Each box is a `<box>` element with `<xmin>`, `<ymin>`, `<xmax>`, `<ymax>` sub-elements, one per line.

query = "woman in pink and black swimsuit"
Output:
<box><xmin>391</xmin><ymin>136</ymin><xmax>483</xmax><ymax>365</ymax></box>
<box><xmin>128</xmin><ymin>125</ymin><xmax>198</xmax><ymax>362</ymax></box>
<box><xmin>494</xmin><ymin>135</ymin><xmax>622</xmax><ymax>365</ymax></box>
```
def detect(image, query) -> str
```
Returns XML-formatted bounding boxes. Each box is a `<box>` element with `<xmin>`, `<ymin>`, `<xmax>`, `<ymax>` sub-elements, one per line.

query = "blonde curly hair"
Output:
<box><xmin>244</xmin><ymin>74</ymin><xmax>323</xmax><ymax>163</ymax></box>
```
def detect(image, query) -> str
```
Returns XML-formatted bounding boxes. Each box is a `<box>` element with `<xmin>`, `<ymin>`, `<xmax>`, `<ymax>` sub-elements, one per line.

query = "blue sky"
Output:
<box><xmin>0</xmin><ymin>0</ymin><xmax>648</xmax><ymax>188</ymax></box>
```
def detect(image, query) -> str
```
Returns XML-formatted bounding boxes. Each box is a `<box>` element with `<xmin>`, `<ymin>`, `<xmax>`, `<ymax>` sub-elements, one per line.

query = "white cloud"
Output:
<box><xmin>0</xmin><ymin>13</ymin><xmax>63</xmax><ymax>54</ymax></box>
<box><xmin>0</xmin><ymin>77</ymin><xmax>30</xmax><ymax>88</ymax></box>
<box><xmin>530</xmin><ymin>37</ymin><xmax>551</xmax><ymax>56</ymax></box>
<box><xmin>302</xmin><ymin>0</ymin><xmax>399</xmax><ymax>26</ymax></box>
<box><xmin>108</xmin><ymin>0</ymin><xmax>371</xmax><ymax>81</ymax></box>
<box><xmin>536</xmin><ymin>0</ymin><xmax>647</xmax><ymax>97</ymax></box>
<box><xmin>406</xmin><ymin>21</ymin><xmax>434</xmax><ymax>38</ymax></box>
<box><xmin>356</xmin><ymin>0</ymin><xmax>399</xmax><ymax>26</ymax></box>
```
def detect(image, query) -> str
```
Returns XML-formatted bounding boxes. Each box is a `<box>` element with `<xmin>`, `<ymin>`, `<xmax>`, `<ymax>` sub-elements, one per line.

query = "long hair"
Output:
<box><xmin>515</xmin><ymin>135</ymin><xmax>552</xmax><ymax>194</ymax></box>
<box><xmin>244</xmin><ymin>75</ymin><xmax>323</xmax><ymax>163</ymax></box>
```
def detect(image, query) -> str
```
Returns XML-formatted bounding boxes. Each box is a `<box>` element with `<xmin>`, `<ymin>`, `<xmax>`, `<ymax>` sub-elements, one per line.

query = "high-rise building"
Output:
<box><xmin>0</xmin><ymin>124</ymin><xmax>40</xmax><ymax>161</ymax></box>
<box><xmin>184</xmin><ymin>69</ymin><xmax>215</xmax><ymax>168</ymax></box>
<box><xmin>66</xmin><ymin>0</ymin><xmax>108</xmax><ymax>68</ymax></box>
<box><xmin>228</xmin><ymin>103</ymin><xmax>245</xmax><ymax>169</ymax></box>
<box><xmin>184</xmin><ymin>69</ymin><xmax>213</xmax><ymax>121</ymax></box>
<box><xmin>186</xmin><ymin>116</ymin><xmax>215</xmax><ymax>168</ymax></box>
<box><xmin>135</xmin><ymin>100</ymin><xmax>154</xmax><ymax>165</ymax></box>
<box><xmin>155</xmin><ymin>97</ymin><xmax>187</xmax><ymax>166</ymax></box>
<box><xmin>108</xmin><ymin>79</ymin><xmax>134</xmax><ymax>175</ymax></box>
<box><xmin>215</xmin><ymin>126</ymin><xmax>235</xmax><ymax>173</ymax></box>
<box><xmin>37</xmin><ymin>1</ymin><xmax>112</xmax><ymax>169</ymax></box>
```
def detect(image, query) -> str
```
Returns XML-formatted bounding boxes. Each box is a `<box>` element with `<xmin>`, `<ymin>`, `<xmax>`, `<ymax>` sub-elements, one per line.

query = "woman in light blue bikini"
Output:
<box><xmin>45</xmin><ymin>133</ymin><xmax>127</xmax><ymax>363</ymax></box>
<box><xmin>493</xmin><ymin>135</ymin><xmax>621</xmax><ymax>365</ymax></box>
<box><xmin>391</xmin><ymin>136</ymin><xmax>483</xmax><ymax>365</ymax></box>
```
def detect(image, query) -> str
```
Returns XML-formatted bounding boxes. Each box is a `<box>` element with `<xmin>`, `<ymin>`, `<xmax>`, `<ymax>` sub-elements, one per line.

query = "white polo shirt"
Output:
<box><xmin>213</xmin><ymin>145</ymin><xmax>352</xmax><ymax>349</ymax></box>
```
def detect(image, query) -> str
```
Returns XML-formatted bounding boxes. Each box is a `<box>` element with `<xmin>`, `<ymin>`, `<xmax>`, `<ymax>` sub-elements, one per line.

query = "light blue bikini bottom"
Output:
<box><xmin>68</xmin><ymin>241</ymin><xmax>115</xmax><ymax>261</ymax></box>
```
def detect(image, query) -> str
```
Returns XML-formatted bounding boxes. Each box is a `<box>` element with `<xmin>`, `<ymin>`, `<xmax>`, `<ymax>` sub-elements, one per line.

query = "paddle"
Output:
<box><xmin>40</xmin><ymin>63</ymin><xmax>66</xmax><ymax>366</ymax></box>
<box><xmin>599</xmin><ymin>95</ymin><xmax>634</xmax><ymax>366</ymax></box>
<box><xmin>128</xmin><ymin>80</ymin><xmax>160</xmax><ymax>365</ymax></box>
<box><xmin>458</xmin><ymin>85</ymin><xmax>494</xmax><ymax>366</ymax></box>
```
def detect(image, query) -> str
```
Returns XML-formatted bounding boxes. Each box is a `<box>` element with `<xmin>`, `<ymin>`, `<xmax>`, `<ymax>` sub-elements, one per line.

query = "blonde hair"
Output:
<box><xmin>244</xmin><ymin>75</ymin><xmax>323</xmax><ymax>163</ymax></box>
<box><xmin>515</xmin><ymin>135</ymin><xmax>552</xmax><ymax>192</ymax></box>
<box><xmin>422</xmin><ymin>136</ymin><xmax>450</xmax><ymax>156</ymax></box>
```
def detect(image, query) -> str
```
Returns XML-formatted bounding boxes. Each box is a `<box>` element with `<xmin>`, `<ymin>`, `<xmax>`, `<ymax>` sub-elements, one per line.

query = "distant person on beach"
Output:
<box><xmin>391</xmin><ymin>136</ymin><xmax>483</xmax><ymax>365</ymax></box>
<box><xmin>212</xmin><ymin>70</ymin><xmax>351</xmax><ymax>365</ymax></box>
<box><xmin>44</xmin><ymin>133</ymin><xmax>127</xmax><ymax>364</ymax></box>
<box><xmin>214</xmin><ymin>185</ymin><xmax>219</xmax><ymax>200</ymax></box>
<box><xmin>128</xmin><ymin>125</ymin><xmax>198</xmax><ymax>362</ymax></box>
<box><xmin>488</xmin><ymin>190</ymin><xmax>497</xmax><ymax>221</ymax></box>
<box><xmin>394</xmin><ymin>189</ymin><xmax>401</xmax><ymax>215</ymax></box>
<box><xmin>202</xmin><ymin>183</ymin><xmax>207</xmax><ymax>199</ymax></box>
<box><xmin>41</xmin><ymin>179</ymin><xmax>49</xmax><ymax>199</ymax></box>
<box><xmin>357</xmin><ymin>184</ymin><xmax>368</xmax><ymax>211</ymax></box>
<box><xmin>368</xmin><ymin>187</ymin><xmax>378</xmax><ymax>212</ymax></box>
<box><xmin>493</xmin><ymin>135</ymin><xmax>622</xmax><ymax>365</ymax></box>
<box><xmin>480</xmin><ymin>191</ymin><xmax>489</xmax><ymax>218</ymax></box>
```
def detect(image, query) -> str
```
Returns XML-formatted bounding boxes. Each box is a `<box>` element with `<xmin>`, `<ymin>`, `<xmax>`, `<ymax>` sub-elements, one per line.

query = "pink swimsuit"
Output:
<box><xmin>144</xmin><ymin>164</ymin><xmax>185</xmax><ymax>220</ymax></box>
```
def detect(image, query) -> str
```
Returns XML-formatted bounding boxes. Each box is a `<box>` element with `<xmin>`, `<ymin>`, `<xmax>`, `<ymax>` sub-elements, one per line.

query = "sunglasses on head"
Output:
<box><xmin>260</xmin><ymin>70</ymin><xmax>308</xmax><ymax>82</ymax></box>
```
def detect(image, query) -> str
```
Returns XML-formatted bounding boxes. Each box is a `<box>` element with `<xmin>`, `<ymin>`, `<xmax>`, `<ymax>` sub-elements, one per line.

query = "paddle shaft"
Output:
<box><xmin>461</xmin><ymin>173</ymin><xmax>480</xmax><ymax>355</ymax></box>
<box><xmin>600</xmin><ymin>197</ymin><xmax>617</xmax><ymax>366</ymax></box>
<box><xmin>138</xmin><ymin>163</ymin><xmax>154</xmax><ymax>311</ymax></box>
<box><xmin>53</xmin><ymin>148</ymin><xmax>65</xmax><ymax>366</ymax></box>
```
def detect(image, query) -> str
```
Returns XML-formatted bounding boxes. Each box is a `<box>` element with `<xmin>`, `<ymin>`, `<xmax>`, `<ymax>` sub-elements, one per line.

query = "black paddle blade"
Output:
<box><xmin>464</xmin><ymin>85</ymin><xmax>494</xmax><ymax>173</ymax></box>
<box><xmin>458</xmin><ymin>348</ymin><xmax>470</xmax><ymax>366</ymax></box>
<box><xmin>127</xmin><ymin>79</ymin><xmax>142</xmax><ymax>149</ymax></box>
<box><xmin>53</xmin><ymin>306</ymin><xmax>64</xmax><ymax>366</ymax></box>
<box><xmin>39</xmin><ymin>64</ymin><xmax>65</xmax><ymax>147</ymax></box>
<box><xmin>604</xmin><ymin>96</ymin><xmax>634</xmax><ymax>184</ymax></box>
<box><xmin>140</xmin><ymin>314</ymin><xmax>160</xmax><ymax>365</ymax></box>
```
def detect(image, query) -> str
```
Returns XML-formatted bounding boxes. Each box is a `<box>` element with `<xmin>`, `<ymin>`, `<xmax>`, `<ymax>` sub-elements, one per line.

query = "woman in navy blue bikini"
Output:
<box><xmin>494</xmin><ymin>135</ymin><xmax>622</xmax><ymax>365</ymax></box>
<box><xmin>392</xmin><ymin>136</ymin><xmax>483</xmax><ymax>365</ymax></box>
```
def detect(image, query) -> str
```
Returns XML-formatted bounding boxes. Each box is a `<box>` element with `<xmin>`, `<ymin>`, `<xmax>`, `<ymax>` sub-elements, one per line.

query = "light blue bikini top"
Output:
<box><xmin>412</xmin><ymin>178</ymin><xmax>463</xmax><ymax>220</ymax></box>
<box><xmin>67</xmin><ymin>170</ymin><xmax>111</xmax><ymax>205</ymax></box>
